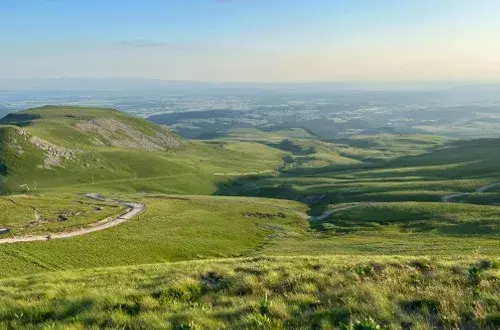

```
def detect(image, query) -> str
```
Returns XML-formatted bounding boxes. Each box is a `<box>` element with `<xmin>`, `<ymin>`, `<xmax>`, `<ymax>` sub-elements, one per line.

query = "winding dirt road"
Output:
<box><xmin>309</xmin><ymin>182</ymin><xmax>500</xmax><ymax>222</ymax></box>
<box><xmin>0</xmin><ymin>194</ymin><xmax>145</xmax><ymax>244</ymax></box>
<box><xmin>441</xmin><ymin>182</ymin><xmax>500</xmax><ymax>202</ymax></box>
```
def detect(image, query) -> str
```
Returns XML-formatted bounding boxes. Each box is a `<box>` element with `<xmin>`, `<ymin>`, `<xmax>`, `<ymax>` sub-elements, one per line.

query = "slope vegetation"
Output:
<box><xmin>0</xmin><ymin>194</ymin><xmax>307</xmax><ymax>278</ymax></box>
<box><xmin>0</xmin><ymin>106</ymin><xmax>284</xmax><ymax>194</ymax></box>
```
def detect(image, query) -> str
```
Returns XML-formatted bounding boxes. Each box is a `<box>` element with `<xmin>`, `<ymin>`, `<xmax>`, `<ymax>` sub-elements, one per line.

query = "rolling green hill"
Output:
<box><xmin>220</xmin><ymin>135</ymin><xmax>500</xmax><ymax>212</ymax></box>
<box><xmin>0</xmin><ymin>106</ymin><xmax>284</xmax><ymax>194</ymax></box>
<box><xmin>0</xmin><ymin>105</ymin><xmax>182</xmax><ymax>150</ymax></box>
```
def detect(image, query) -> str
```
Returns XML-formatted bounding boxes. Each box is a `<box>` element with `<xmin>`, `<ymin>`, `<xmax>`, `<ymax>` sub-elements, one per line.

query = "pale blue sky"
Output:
<box><xmin>1</xmin><ymin>0</ymin><xmax>499</xmax><ymax>81</ymax></box>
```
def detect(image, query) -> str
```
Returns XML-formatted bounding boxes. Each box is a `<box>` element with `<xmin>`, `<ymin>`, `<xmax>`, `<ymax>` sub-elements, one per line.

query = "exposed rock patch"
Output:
<box><xmin>29</xmin><ymin>136</ymin><xmax>77</xmax><ymax>159</ymax></box>
<box><xmin>30</xmin><ymin>136</ymin><xmax>78</xmax><ymax>168</ymax></box>
<box><xmin>16</xmin><ymin>128</ymin><xmax>78</xmax><ymax>169</ymax></box>
<box><xmin>74</xmin><ymin>118</ymin><xmax>182</xmax><ymax>151</ymax></box>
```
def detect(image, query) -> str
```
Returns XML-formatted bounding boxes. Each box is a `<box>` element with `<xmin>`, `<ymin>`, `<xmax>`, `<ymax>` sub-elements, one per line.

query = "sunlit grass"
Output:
<box><xmin>0</xmin><ymin>256</ymin><xmax>497</xmax><ymax>329</ymax></box>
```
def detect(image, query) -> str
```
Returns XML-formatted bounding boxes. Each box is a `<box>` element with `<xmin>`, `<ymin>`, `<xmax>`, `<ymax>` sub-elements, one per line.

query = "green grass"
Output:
<box><xmin>0</xmin><ymin>105</ymin><xmax>177</xmax><ymax>149</ymax></box>
<box><xmin>0</xmin><ymin>256</ymin><xmax>498</xmax><ymax>329</ymax></box>
<box><xmin>455</xmin><ymin>192</ymin><xmax>500</xmax><ymax>205</ymax></box>
<box><xmin>263</xmin><ymin>231</ymin><xmax>500</xmax><ymax>257</ymax></box>
<box><xmin>333</xmin><ymin>134</ymin><xmax>449</xmax><ymax>160</ymax></box>
<box><xmin>316</xmin><ymin>202</ymin><xmax>500</xmax><ymax>235</ymax></box>
<box><xmin>36</xmin><ymin>140</ymin><xmax>284</xmax><ymax>195</ymax></box>
<box><xmin>1</xmin><ymin>193</ymin><xmax>499</xmax><ymax>280</ymax></box>
<box><xmin>222</xmin><ymin>127</ymin><xmax>315</xmax><ymax>141</ymax></box>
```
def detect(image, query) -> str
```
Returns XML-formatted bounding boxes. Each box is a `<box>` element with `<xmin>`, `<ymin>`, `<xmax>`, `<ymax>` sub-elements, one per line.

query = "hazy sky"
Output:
<box><xmin>1</xmin><ymin>0</ymin><xmax>500</xmax><ymax>82</ymax></box>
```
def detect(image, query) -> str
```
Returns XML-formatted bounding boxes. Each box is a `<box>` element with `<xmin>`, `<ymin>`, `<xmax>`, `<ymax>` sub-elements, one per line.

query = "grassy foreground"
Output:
<box><xmin>0</xmin><ymin>256</ymin><xmax>498</xmax><ymax>329</ymax></box>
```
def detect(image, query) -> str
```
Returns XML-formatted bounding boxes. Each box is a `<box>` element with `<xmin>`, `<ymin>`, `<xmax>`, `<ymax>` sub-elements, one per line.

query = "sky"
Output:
<box><xmin>1</xmin><ymin>0</ymin><xmax>500</xmax><ymax>82</ymax></box>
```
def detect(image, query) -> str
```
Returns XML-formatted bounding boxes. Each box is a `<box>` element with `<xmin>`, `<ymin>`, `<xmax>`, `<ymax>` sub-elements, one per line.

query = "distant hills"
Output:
<box><xmin>2</xmin><ymin>77</ymin><xmax>500</xmax><ymax>91</ymax></box>
<box><xmin>0</xmin><ymin>78</ymin><xmax>215</xmax><ymax>91</ymax></box>
<box><xmin>148</xmin><ymin>109</ymin><xmax>244</xmax><ymax>125</ymax></box>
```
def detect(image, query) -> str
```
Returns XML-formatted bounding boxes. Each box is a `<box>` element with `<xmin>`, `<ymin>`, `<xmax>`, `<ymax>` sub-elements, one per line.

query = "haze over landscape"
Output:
<box><xmin>1</xmin><ymin>1</ymin><xmax>500</xmax><ymax>329</ymax></box>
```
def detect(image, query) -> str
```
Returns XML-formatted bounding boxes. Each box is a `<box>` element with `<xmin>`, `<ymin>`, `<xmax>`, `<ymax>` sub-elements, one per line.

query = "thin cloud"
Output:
<box><xmin>116</xmin><ymin>40</ymin><xmax>187</xmax><ymax>50</ymax></box>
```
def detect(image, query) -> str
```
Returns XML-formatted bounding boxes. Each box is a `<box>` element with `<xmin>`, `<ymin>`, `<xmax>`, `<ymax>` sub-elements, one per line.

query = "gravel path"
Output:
<box><xmin>0</xmin><ymin>194</ymin><xmax>145</xmax><ymax>244</ymax></box>
<box><xmin>308</xmin><ymin>203</ymin><xmax>372</xmax><ymax>222</ymax></box>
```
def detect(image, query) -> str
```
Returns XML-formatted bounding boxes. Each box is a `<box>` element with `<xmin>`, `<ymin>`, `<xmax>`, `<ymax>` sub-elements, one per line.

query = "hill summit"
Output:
<box><xmin>0</xmin><ymin>106</ymin><xmax>182</xmax><ymax>151</ymax></box>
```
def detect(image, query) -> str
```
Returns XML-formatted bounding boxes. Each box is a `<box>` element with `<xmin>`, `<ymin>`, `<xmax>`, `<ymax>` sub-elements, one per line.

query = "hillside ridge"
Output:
<box><xmin>0</xmin><ymin>105</ymin><xmax>183</xmax><ymax>151</ymax></box>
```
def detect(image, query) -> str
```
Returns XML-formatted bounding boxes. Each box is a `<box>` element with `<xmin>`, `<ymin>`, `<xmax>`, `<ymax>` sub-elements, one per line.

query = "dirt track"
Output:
<box><xmin>441</xmin><ymin>182</ymin><xmax>500</xmax><ymax>202</ymax></box>
<box><xmin>0</xmin><ymin>194</ymin><xmax>144</xmax><ymax>244</ymax></box>
<box><xmin>310</xmin><ymin>182</ymin><xmax>500</xmax><ymax>222</ymax></box>
<box><xmin>308</xmin><ymin>203</ymin><xmax>372</xmax><ymax>222</ymax></box>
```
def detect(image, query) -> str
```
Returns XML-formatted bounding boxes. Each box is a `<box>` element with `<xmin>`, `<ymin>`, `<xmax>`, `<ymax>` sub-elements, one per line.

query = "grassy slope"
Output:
<box><xmin>212</xmin><ymin>134</ymin><xmax>500</xmax><ymax>260</ymax></box>
<box><xmin>0</xmin><ymin>195</ymin><xmax>307</xmax><ymax>278</ymax></box>
<box><xmin>221</xmin><ymin>136</ymin><xmax>500</xmax><ymax>211</ymax></box>
<box><xmin>37</xmin><ymin>140</ymin><xmax>284</xmax><ymax>195</ymax></box>
<box><xmin>2</xmin><ymin>118</ymin><xmax>497</xmax><ymax>276</ymax></box>
<box><xmin>0</xmin><ymin>256</ymin><xmax>498</xmax><ymax>329</ymax></box>
<box><xmin>0</xmin><ymin>106</ymin><xmax>285</xmax><ymax>194</ymax></box>
<box><xmin>0</xmin><ymin>105</ymin><xmax>177</xmax><ymax>148</ymax></box>
<box><xmin>223</xmin><ymin>127</ymin><xmax>315</xmax><ymax>141</ymax></box>
<box><xmin>320</xmin><ymin>202</ymin><xmax>500</xmax><ymax>235</ymax></box>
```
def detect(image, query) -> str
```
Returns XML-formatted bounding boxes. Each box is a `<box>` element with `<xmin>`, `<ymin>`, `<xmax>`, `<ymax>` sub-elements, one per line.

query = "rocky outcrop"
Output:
<box><xmin>16</xmin><ymin>128</ymin><xmax>78</xmax><ymax>169</ymax></box>
<box><xmin>29</xmin><ymin>136</ymin><xmax>77</xmax><ymax>160</ymax></box>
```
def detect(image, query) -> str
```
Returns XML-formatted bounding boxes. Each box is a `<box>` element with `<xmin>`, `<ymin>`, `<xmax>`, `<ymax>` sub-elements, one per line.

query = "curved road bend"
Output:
<box><xmin>441</xmin><ymin>182</ymin><xmax>500</xmax><ymax>202</ymax></box>
<box><xmin>0</xmin><ymin>193</ymin><xmax>144</xmax><ymax>244</ymax></box>
<box><xmin>310</xmin><ymin>182</ymin><xmax>500</xmax><ymax>222</ymax></box>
